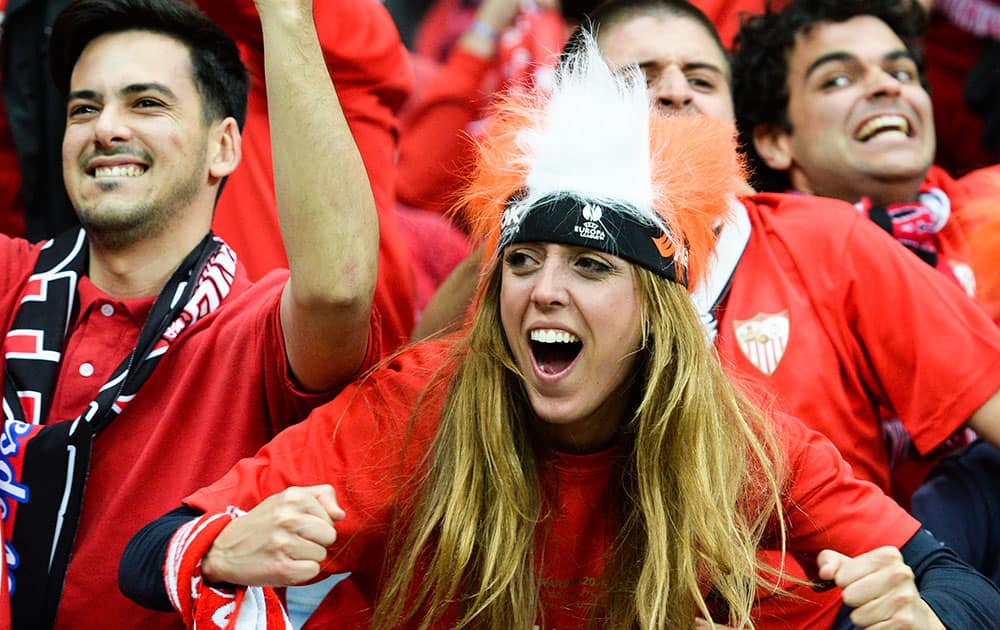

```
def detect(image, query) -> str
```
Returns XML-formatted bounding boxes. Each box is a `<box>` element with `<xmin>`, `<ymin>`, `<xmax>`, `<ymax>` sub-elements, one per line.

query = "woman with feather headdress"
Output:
<box><xmin>118</xmin><ymin>35</ymin><xmax>997</xmax><ymax>630</ymax></box>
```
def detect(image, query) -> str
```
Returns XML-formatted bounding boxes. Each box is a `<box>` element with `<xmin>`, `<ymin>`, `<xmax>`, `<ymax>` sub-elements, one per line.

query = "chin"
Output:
<box><xmin>527</xmin><ymin>398</ymin><xmax>584</xmax><ymax>428</ymax></box>
<box><xmin>530</xmin><ymin>405</ymin><xmax>571</xmax><ymax>425</ymax></box>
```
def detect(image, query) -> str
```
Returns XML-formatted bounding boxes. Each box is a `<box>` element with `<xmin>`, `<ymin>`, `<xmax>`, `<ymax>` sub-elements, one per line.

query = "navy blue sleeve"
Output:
<box><xmin>832</xmin><ymin>528</ymin><xmax>1000</xmax><ymax>630</ymax></box>
<box><xmin>118</xmin><ymin>505</ymin><xmax>204</xmax><ymax>612</ymax></box>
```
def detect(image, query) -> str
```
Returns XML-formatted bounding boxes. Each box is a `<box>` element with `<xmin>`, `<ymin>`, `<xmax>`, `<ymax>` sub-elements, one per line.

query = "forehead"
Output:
<box><xmin>597</xmin><ymin>13</ymin><xmax>728</xmax><ymax>74</ymax></box>
<box><xmin>70</xmin><ymin>30</ymin><xmax>196</xmax><ymax>94</ymax></box>
<box><xmin>507</xmin><ymin>241</ymin><xmax>634</xmax><ymax>267</ymax></box>
<box><xmin>788</xmin><ymin>16</ymin><xmax>908</xmax><ymax>76</ymax></box>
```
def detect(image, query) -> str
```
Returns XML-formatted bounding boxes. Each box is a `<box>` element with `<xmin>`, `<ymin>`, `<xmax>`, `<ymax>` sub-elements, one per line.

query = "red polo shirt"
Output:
<box><xmin>47</xmin><ymin>277</ymin><xmax>153</xmax><ymax>421</ymax></box>
<box><xmin>0</xmin><ymin>233</ymin><xmax>382</xmax><ymax>629</ymax></box>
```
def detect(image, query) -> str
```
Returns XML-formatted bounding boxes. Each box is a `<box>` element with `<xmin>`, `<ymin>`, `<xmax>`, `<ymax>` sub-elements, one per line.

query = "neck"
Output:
<box><xmin>87</xmin><ymin>220</ymin><xmax>209</xmax><ymax>300</ymax></box>
<box><xmin>789</xmin><ymin>170</ymin><xmax>925</xmax><ymax>207</ymax></box>
<box><xmin>536</xmin><ymin>420</ymin><xmax>620</xmax><ymax>454</ymax></box>
<box><xmin>855</xmin><ymin>179</ymin><xmax>924</xmax><ymax>207</ymax></box>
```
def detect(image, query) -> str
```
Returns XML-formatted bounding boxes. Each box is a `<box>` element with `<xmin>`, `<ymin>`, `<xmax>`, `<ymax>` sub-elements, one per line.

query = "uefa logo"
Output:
<box><xmin>581</xmin><ymin>204</ymin><xmax>603</xmax><ymax>222</ymax></box>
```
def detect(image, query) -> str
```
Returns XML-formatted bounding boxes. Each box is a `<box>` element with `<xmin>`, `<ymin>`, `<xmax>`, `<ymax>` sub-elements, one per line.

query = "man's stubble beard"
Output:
<box><xmin>76</xmin><ymin>152</ymin><xmax>208</xmax><ymax>251</ymax></box>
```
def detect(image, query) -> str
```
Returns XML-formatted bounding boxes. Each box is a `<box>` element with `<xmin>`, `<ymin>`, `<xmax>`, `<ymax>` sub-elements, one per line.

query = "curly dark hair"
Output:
<box><xmin>731</xmin><ymin>0</ymin><xmax>929</xmax><ymax>192</ymax></box>
<box><xmin>50</xmin><ymin>0</ymin><xmax>248</xmax><ymax>129</ymax></box>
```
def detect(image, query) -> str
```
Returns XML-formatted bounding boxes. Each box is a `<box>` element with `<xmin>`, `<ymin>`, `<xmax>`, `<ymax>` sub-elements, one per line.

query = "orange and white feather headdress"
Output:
<box><xmin>463</xmin><ymin>32</ymin><xmax>746</xmax><ymax>289</ymax></box>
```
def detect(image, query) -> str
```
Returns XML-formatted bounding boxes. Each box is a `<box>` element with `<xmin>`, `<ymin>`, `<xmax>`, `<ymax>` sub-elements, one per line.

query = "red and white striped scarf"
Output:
<box><xmin>165</xmin><ymin>509</ymin><xmax>290</xmax><ymax>630</ymax></box>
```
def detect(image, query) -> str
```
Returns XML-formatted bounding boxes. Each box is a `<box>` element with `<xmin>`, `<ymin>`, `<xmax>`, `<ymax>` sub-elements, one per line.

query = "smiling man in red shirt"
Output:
<box><xmin>0</xmin><ymin>0</ymin><xmax>387</xmax><ymax>627</ymax></box>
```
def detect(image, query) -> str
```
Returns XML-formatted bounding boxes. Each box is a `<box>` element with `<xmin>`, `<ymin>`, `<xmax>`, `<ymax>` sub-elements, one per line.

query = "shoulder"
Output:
<box><xmin>0</xmin><ymin>234</ymin><xmax>46</xmax><ymax>298</ymax></box>
<box><xmin>357</xmin><ymin>338</ymin><xmax>461</xmax><ymax>405</ymax></box>
<box><xmin>928</xmin><ymin>164</ymin><xmax>1000</xmax><ymax>211</ymax></box>
<box><xmin>742</xmin><ymin>192</ymin><xmax>861</xmax><ymax>229</ymax></box>
<box><xmin>739</xmin><ymin>192</ymin><xmax>871</xmax><ymax>260</ymax></box>
<box><xmin>301</xmin><ymin>338</ymin><xmax>460</xmax><ymax>425</ymax></box>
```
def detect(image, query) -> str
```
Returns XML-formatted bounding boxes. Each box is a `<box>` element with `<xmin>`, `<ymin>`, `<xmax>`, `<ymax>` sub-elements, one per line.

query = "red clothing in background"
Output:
<box><xmin>691</xmin><ymin>0</ymin><xmax>771</xmax><ymax>48</ymax></box>
<box><xmin>0</xmin><ymin>0</ymin><xmax>26</xmax><ymax>238</ymax></box>
<box><xmin>925</xmin><ymin>4</ymin><xmax>999</xmax><ymax>175</ymax></box>
<box><xmin>398</xmin><ymin>1</ymin><xmax>568</xmax><ymax>219</ymax></box>
<box><xmin>949</xmin><ymin>165</ymin><xmax>1000</xmax><ymax>324</ymax></box>
<box><xmin>397</xmin><ymin>47</ymin><xmax>494</xmax><ymax>216</ymax></box>
<box><xmin>184</xmin><ymin>340</ymin><xmax>920</xmax><ymax>630</ymax></box>
<box><xmin>396</xmin><ymin>204</ymin><xmax>472</xmax><ymax>315</ymax></box>
<box><xmin>200</xmin><ymin>0</ymin><xmax>416</xmax><ymax>352</ymax></box>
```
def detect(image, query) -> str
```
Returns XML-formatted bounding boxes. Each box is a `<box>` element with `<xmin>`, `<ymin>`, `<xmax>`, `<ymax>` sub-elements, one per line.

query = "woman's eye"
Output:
<box><xmin>504</xmin><ymin>250</ymin><xmax>537</xmax><ymax>270</ymax></box>
<box><xmin>576</xmin><ymin>256</ymin><xmax>612</xmax><ymax>274</ymax></box>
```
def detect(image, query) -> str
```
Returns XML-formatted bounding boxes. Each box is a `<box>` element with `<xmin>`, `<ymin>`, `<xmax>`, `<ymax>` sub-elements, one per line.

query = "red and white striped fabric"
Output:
<box><xmin>165</xmin><ymin>508</ymin><xmax>291</xmax><ymax>630</ymax></box>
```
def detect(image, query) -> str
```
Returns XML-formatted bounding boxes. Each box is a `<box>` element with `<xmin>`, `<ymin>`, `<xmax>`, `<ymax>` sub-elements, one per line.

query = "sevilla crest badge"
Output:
<box><xmin>733</xmin><ymin>311</ymin><xmax>790</xmax><ymax>376</ymax></box>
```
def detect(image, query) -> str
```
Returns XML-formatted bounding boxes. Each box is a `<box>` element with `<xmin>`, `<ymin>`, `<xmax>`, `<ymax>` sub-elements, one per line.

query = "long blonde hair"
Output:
<box><xmin>373</xmin><ymin>255</ymin><xmax>787</xmax><ymax>629</ymax></box>
<box><xmin>373</xmin><ymin>33</ymin><xmax>786</xmax><ymax>627</ymax></box>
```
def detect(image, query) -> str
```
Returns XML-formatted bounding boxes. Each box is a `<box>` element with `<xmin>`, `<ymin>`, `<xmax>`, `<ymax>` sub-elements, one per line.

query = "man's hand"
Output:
<box><xmin>817</xmin><ymin>547</ymin><xmax>945</xmax><ymax>629</ymax></box>
<box><xmin>201</xmin><ymin>485</ymin><xmax>346</xmax><ymax>587</ymax></box>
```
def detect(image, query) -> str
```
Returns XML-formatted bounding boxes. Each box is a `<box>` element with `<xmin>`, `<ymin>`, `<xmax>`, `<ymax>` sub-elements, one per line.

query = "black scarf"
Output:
<box><xmin>0</xmin><ymin>227</ymin><xmax>236</xmax><ymax>628</ymax></box>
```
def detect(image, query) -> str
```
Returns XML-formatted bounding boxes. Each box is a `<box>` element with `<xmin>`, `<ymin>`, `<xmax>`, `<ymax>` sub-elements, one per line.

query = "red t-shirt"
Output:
<box><xmin>0</xmin><ymin>234</ymin><xmax>382</xmax><ymax>629</ymax></box>
<box><xmin>185</xmin><ymin>340</ymin><xmax>919</xmax><ymax>629</ymax></box>
<box><xmin>716</xmin><ymin>193</ymin><xmax>1000</xmax><ymax>494</ymax></box>
<box><xmin>198</xmin><ymin>0</ymin><xmax>416</xmax><ymax>354</ymax></box>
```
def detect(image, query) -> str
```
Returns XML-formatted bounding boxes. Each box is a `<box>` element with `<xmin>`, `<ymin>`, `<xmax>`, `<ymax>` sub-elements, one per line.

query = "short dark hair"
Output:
<box><xmin>587</xmin><ymin>0</ymin><xmax>728</xmax><ymax>64</ymax></box>
<box><xmin>50</xmin><ymin>0</ymin><xmax>249</xmax><ymax>129</ymax></box>
<box><xmin>731</xmin><ymin>0</ymin><xmax>928</xmax><ymax>192</ymax></box>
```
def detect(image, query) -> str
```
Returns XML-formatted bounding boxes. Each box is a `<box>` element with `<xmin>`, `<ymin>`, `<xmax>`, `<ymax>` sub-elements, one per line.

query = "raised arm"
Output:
<box><xmin>258</xmin><ymin>0</ymin><xmax>379</xmax><ymax>391</ymax></box>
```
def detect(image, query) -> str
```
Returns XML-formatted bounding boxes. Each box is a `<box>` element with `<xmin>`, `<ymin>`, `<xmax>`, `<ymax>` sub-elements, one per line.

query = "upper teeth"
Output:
<box><xmin>530</xmin><ymin>329</ymin><xmax>579</xmax><ymax>343</ymax></box>
<box><xmin>856</xmin><ymin>115</ymin><xmax>909</xmax><ymax>141</ymax></box>
<box><xmin>94</xmin><ymin>165</ymin><xmax>144</xmax><ymax>178</ymax></box>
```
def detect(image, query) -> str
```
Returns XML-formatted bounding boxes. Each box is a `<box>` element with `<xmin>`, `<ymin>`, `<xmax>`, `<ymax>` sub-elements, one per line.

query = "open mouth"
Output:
<box><xmin>855</xmin><ymin>114</ymin><xmax>911</xmax><ymax>141</ymax></box>
<box><xmin>529</xmin><ymin>328</ymin><xmax>582</xmax><ymax>375</ymax></box>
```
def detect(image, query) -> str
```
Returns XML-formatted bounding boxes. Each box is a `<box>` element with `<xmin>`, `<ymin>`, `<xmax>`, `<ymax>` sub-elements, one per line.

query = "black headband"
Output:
<box><xmin>502</xmin><ymin>194</ymin><xmax>685</xmax><ymax>283</ymax></box>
